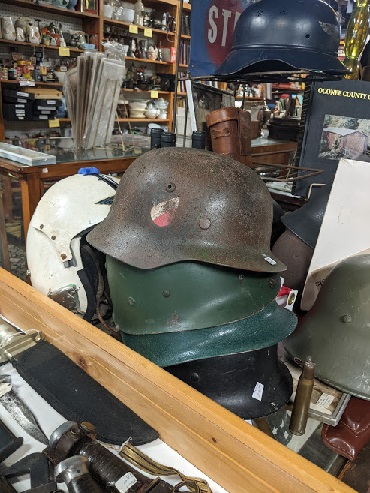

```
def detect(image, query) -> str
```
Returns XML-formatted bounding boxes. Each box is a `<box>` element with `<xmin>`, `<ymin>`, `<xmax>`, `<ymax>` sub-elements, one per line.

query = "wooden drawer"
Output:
<box><xmin>0</xmin><ymin>268</ymin><xmax>354</xmax><ymax>493</ymax></box>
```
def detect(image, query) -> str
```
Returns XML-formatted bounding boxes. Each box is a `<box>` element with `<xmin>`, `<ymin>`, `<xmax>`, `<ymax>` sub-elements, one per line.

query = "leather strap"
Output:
<box><xmin>238</xmin><ymin>109</ymin><xmax>252</xmax><ymax>156</ymax></box>
<box><xmin>120</xmin><ymin>442</ymin><xmax>212</xmax><ymax>493</ymax></box>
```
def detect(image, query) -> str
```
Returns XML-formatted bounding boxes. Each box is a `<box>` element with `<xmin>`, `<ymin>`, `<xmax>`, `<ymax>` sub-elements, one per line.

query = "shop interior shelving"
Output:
<box><xmin>0</xmin><ymin>0</ymin><xmax>190</xmax><ymax>138</ymax></box>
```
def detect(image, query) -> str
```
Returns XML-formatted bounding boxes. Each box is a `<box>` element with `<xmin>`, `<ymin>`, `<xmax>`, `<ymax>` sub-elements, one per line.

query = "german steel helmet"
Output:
<box><xmin>107</xmin><ymin>256</ymin><xmax>281</xmax><ymax>334</ymax></box>
<box><xmin>87</xmin><ymin>148</ymin><xmax>286</xmax><ymax>273</ymax></box>
<box><xmin>214</xmin><ymin>0</ymin><xmax>346</xmax><ymax>78</ymax></box>
<box><xmin>120</xmin><ymin>301</ymin><xmax>297</xmax><ymax>367</ymax></box>
<box><xmin>166</xmin><ymin>345</ymin><xmax>293</xmax><ymax>419</ymax></box>
<box><xmin>284</xmin><ymin>254</ymin><xmax>370</xmax><ymax>399</ymax></box>
<box><xmin>282</xmin><ymin>186</ymin><xmax>330</xmax><ymax>248</ymax></box>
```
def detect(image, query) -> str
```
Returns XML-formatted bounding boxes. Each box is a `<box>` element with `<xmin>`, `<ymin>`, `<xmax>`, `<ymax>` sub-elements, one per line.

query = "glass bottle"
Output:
<box><xmin>343</xmin><ymin>0</ymin><xmax>370</xmax><ymax>79</ymax></box>
<box><xmin>134</xmin><ymin>0</ymin><xmax>144</xmax><ymax>26</ymax></box>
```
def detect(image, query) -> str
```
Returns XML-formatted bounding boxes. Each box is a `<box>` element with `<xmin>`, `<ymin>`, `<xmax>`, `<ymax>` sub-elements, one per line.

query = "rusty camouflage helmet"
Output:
<box><xmin>284</xmin><ymin>254</ymin><xmax>370</xmax><ymax>399</ymax></box>
<box><xmin>87</xmin><ymin>148</ymin><xmax>286</xmax><ymax>273</ymax></box>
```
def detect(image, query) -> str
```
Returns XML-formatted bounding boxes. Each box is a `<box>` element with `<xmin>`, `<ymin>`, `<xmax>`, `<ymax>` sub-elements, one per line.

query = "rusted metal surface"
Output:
<box><xmin>87</xmin><ymin>148</ymin><xmax>286</xmax><ymax>273</ymax></box>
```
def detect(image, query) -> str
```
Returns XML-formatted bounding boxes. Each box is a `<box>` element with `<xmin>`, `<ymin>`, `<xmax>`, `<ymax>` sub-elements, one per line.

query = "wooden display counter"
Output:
<box><xmin>0</xmin><ymin>156</ymin><xmax>136</xmax><ymax>238</ymax></box>
<box><xmin>0</xmin><ymin>268</ymin><xmax>354</xmax><ymax>493</ymax></box>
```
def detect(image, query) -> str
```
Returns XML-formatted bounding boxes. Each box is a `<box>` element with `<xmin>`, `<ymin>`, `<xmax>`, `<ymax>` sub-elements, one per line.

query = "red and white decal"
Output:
<box><xmin>151</xmin><ymin>197</ymin><xmax>180</xmax><ymax>227</ymax></box>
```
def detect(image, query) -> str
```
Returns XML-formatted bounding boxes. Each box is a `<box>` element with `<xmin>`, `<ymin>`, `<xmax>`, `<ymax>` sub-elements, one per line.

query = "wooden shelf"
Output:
<box><xmin>183</xmin><ymin>2</ymin><xmax>191</xmax><ymax>10</ymax></box>
<box><xmin>181</xmin><ymin>34</ymin><xmax>191</xmax><ymax>40</ymax></box>
<box><xmin>104</xmin><ymin>18</ymin><xmax>175</xmax><ymax>36</ymax></box>
<box><xmin>0</xmin><ymin>80</ymin><xmax>63</xmax><ymax>87</ymax></box>
<box><xmin>0</xmin><ymin>38</ymin><xmax>83</xmax><ymax>53</ymax></box>
<box><xmin>144</xmin><ymin>0</ymin><xmax>178</xmax><ymax>7</ymax></box>
<box><xmin>125</xmin><ymin>56</ymin><xmax>172</xmax><ymax>65</ymax></box>
<box><xmin>4</xmin><ymin>0</ymin><xmax>99</xmax><ymax>18</ymax></box>
<box><xmin>236</xmin><ymin>96</ymin><xmax>263</xmax><ymax>101</ymax></box>
<box><xmin>122</xmin><ymin>89</ymin><xmax>172</xmax><ymax>95</ymax></box>
<box><xmin>116</xmin><ymin>118</ymin><xmax>170</xmax><ymax>123</ymax></box>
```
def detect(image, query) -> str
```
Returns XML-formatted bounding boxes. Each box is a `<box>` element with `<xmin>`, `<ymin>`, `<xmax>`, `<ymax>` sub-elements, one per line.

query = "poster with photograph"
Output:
<box><xmin>294</xmin><ymin>79</ymin><xmax>370</xmax><ymax>197</ymax></box>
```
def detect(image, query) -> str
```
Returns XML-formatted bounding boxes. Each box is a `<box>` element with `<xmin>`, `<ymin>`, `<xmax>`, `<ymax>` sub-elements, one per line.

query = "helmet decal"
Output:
<box><xmin>151</xmin><ymin>197</ymin><xmax>180</xmax><ymax>228</ymax></box>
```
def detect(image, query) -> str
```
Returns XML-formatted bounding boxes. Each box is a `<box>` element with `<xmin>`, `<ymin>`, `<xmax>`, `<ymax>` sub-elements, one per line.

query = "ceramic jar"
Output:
<box><xmin>2</xmin><ymin>17</ymin><xmax>16</xmax><ymax>41</ymax></box>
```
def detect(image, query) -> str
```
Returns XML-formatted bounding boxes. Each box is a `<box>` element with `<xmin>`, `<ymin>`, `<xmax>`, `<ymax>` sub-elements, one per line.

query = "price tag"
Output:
<box><xmin>129</xmin><ymin>24</ymin><xmax>138</xmax><ymax>34</ymax></box>
<box><xmin>316</xmin><ymin>393</ymin><xmax>335</xmax><ymax>409</ymax></box>
<box><xmin>59</xmin><ymin>47</ymin><xmax>70</xmax><ymax>57</ymax></box>
<box><xmin>252</xmin><ymin>382</ymin><xmax>264</xmax><ymax>401</ymax></box>
<box><xmin>144</xmin><ymin>28</ymin><xmax>152</xmax><ymax>38</ymax></box>
<box><xmin>150</xmin><ymin>90</ymin><xmax>159</xmax><ymax>99</ymax></box>
<box><xmin>48</xmin><ymin>119</ymin><xmax>60</xmax><ymax>128</ymax></box>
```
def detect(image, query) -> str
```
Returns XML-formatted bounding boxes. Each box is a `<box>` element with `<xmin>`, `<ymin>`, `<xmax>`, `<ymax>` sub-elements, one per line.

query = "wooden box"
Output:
<box><xmin>0</xmin><ymin>269</ymin><xmax>354</xmax><ymax>493</ymax></box>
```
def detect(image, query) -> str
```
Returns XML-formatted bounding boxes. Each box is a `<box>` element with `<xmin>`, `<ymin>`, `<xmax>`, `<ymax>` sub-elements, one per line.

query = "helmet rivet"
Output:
<box><xmin>190</xmin><ymin>373</ymin><xmax>200</xmax><ymax>382</ymax></box>
<box><xmin>60</xmin><ymin>254</ymin><xmax>67</xmax><ymax>261</ymax></box>
<box><xmin>269</xmin><ymin>278</ymin><xmax>278</xmax><ymax>287</ymax></box>
<box><xmin>40</xmin><ymin>224</ymin><xmax>44</xmax><ymax>229</ymax></box>
<box><xmin>199</xmin><ymin>218</ymin><xmax>211</xmax><ymax>230</ymax></box>
<box><xmin>162</xmin><ymin>290</ymin><xmax>170</xmax><ymax>298</ymax></box>
<box><xmin>238</xmin><ymin>274</ymin><xmax>244</xmax><ymax>281</ymax></box>
<box><xmin>51</xmin><ymin>235</ymin><xmax>56</xmax><ymax>240</ymax></box>
<box><xmin>166</xmin><ymin>183</ymin><xmax>176</xmax><ymax>193</ymax></box>
<box><xmin>128</xmin><ymin>297</ymin><xmax>136</xmax><ymax>306</ymax></box>
<box><xmin>342</xmin><ymin>314</ymin><xmax>352</xmax><ymax>324</ymax></box>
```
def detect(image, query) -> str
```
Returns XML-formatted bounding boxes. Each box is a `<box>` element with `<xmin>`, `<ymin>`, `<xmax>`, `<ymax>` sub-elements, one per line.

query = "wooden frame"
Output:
<box><xmin>0</xmin><ymin>268</ymin><xmax>354</xmax><ymax>493</ymax></box>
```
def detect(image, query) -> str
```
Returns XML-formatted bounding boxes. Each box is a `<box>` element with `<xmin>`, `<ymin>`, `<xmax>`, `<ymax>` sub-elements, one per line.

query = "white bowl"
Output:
<box><xmin>121</xmin><ymin>8</ymin><xmax>135</xmax><ymax>23</ymax></box>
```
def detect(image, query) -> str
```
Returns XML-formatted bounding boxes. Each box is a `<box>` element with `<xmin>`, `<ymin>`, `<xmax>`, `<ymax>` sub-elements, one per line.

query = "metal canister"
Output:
<box><xmin>191</xmin><ymin>131</ymin><xmax>206</xmax><ymax>149</ymax></box>
<box><xmin>160</xmin><ymin>131</ymin><xmax>176</xmax><ymax>147</ymax></box>
<box><xmin>150</xmin><ymin>128</ymin><xmax>164</xmax><ymax>149</ymax></box>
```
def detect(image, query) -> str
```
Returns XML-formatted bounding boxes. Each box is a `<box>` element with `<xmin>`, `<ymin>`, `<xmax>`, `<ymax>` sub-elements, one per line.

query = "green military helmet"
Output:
<box><xmin>121</xmin><ymin>300</ymin><xmax>297</xmax><ymax>367</ymax></box>
<box><xmin>87</xmin><ymin>148</ymin><xmax>286</xmax><ymax>273</ymax></box>
<box><xmin>107</xmin><ymin>256</ymin><xmax>281</xmax><ymax>334</ymax></box>
<box><xmin>284</xmin><ymin>254</ymin><xmax>370</xmax><ymax>400</ymax></box>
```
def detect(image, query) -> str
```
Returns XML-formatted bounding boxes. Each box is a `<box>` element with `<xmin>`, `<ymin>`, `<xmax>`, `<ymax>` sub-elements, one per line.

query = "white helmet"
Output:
<box><xmin>26</xmin><ymin>172</ymin><xmax>119</xmax><ymax>320</ymax></box>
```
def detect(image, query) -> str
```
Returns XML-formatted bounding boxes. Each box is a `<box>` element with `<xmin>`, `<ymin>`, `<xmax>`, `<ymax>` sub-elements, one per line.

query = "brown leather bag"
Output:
<box><xmin>322</xmin><ymin>397</ymin><xmax>370</xmax><ymax>461</ymax></box>
<box><xmin>206</xmin><ymin>107</ymin><xmax>252</xmax><ymax>167</ymax></box>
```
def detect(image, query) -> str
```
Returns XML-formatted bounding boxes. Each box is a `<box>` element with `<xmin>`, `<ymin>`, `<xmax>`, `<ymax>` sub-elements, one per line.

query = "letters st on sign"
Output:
<box><xmin>190</xmin><ymin>0</ymin><xmax>251</xmax><ymax>76</ymax></box>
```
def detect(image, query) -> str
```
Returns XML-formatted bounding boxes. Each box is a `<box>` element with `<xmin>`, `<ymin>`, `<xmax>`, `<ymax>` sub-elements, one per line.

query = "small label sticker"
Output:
<box><xmin>129</xmin><ymin>24</ymin><xmax>138</xmax><ymax>34</ymax></box>
<box><xmin>19</xmin><ymin>80</ymin><xmax>35</xmax><ymax>87</ymax></box>
<box><xmin>144</xmin><ymin>28</ymin><xmax>152</xmax><ymax>38</ymax></box>
<box><xmin>262</xmin><ymin>254</ymin><xmax>277</xmax><ymax>266</ymax></box>
<box><xmin>151</xmin><ymin>197</ymin><xmax>179</xmax><ymax>227</ymax></box>
<box><xmin>252</xmin><ymin>382</ymin><xmax>264</xmax><ymax>401</ymax></box>
<box><xmin>59</xmin><ymin>47</ymin><xmax>70</xmax><ymax>57</ymax></box>
<box><xmin>316</xmin><ymin>393</ymin><xmax>335</xmax><ymax>409</ymax></box>
<box><xmin>115</xmin><ymin>472</ymin><xmax>137</xmax><ymax>492</ymax></box>
<box><xmin>48</xmin><ymin>119</ymin><xmax>60</xmax><ymax>128</ymax></box>
<box><xmin>150</xmin><ymin>90</ymin><xmax>159</xmax><ymax>99</ymax></box>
